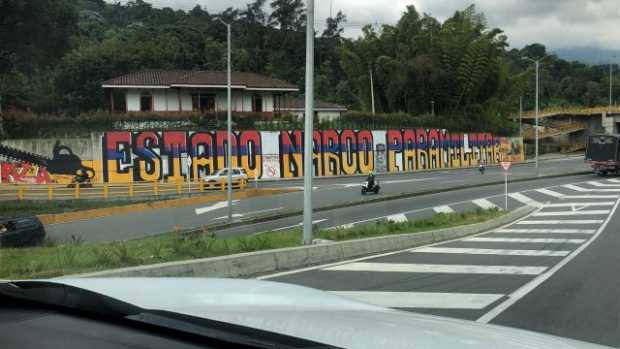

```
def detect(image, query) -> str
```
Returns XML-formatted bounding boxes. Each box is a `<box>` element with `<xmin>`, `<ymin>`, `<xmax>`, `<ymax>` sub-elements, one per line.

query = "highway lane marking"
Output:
<box><xmin>477</xmin><ymin>199</ymin><xmax>620</xmax><ymax>324</ymax></box>
<box><xmin>588</xmin><ymin>181</ymin><xmax>620</xmax><ymax>187</ymax></box>
<box><xmin>329</xmin><ymin>291</ymin><xmax>504</xmax><ymax>309</ymax></box>
<box><xmin>386</xmin><ymin>214</ymin><xmax>408</xmax><ymax>223</ymax></box>
<box><xmin>464</xmin><ymin>237</ymin><xmax>585</xmax><ymax>244</ymax></box>
<box><xmin>323</xmin><ymin>262</ymin><xmax>547</xmax><ymax>275</ymax></box>
<box><xmin>212</xmin><ymin>214</ymin><xmax>244</xmax><ymax>220</ymax></box>
<box><xmin>535</xmin><ymin>188</ymin><xmax>565</xmax><ymax>198</ymax></box>
<box><xmin>532</xmin><ymin>210</ymin><xmax>611</xmax><ymax>216</ymax></box>
<box><xmin>472</xmin><ymin>199</ymin><xmax>498</xmax><ymax>210</ymax></box>
<box><xmin>194</xmin><ymin>200</ymin><xmax>239</xmax><ymax>215</ymax></box>
<box><xmin>433</xmin><ymin>205</ymin><xmax>455</xmax><ymax>214</ymax></box>
<box><xmin>541</xmin><ymin>202</ymin><xmax>615</xmax><ymax>208</ymax></box>
<box><xmin>561</xmin><ymin>195</ymin><xmax>620</xmax><ymax>199</ymax></box>
<box><xmin>412</xmin><ymin>247</ymin><xmax>570</xmax><ymax>257</ymax></box>
<box><xmin>563</xmin><ymin>184</ymin><xmax>620</xmax><ymax>192</ymax></box>
<box><xmin>509</xmin><ymin>193</ymin><xmax>542</xmax><ymax>207</ymax></box>
<box><xmin>271</xmin><ymin>219</ymin><xmax>328</xmax><ymax>232</ymax></box>
<box><xmin>516</xmin><ymin>219</ymin><xmax>604</xmax><ymax>225</ymax></box>
<box><xmin>495</xmin><ymin>228</ymin><xmax>596</xmax><ymax>234</ymax></box>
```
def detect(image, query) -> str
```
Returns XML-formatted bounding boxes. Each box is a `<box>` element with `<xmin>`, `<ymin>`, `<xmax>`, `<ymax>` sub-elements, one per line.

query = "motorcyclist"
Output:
<box><xmin>478</xmin><ymin>160</ymin><xmax>486</xmax><ymax>174</ymax></box>
<box><xmin>74</xmin><ymin>169</ymin><xmax>89</xmax><ymax>184</ymax></box>
<box><xmin>366</xmin><ymin>171</ymin><xmax>376</xmax><ymax>189</ymax></box>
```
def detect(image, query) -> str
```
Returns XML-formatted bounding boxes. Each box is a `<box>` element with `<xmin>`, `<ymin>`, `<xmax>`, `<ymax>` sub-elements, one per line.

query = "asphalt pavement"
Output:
<box><xmin>261</xmin><ymin>178</ymin><xmax>620</xmax><ymax>347</ymax></box>
<box><xmin>45</xmin><ymin>156</ymin><xmax>589</xmax><ymax>243</ymax></box>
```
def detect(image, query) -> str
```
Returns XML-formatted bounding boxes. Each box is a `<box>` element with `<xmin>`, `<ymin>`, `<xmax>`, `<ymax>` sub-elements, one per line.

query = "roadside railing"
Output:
<box><xmin>0</xmin><ymin>179</ymin><xmax>248</xmax><ymax>201</ymax></box>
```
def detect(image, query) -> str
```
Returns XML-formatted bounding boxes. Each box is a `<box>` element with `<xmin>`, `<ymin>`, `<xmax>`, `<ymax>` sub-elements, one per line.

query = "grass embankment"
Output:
<box><xmin>0</xmin><ymin>208</ymin><xmax>503</xmax><ymax>279</ymax></box>
<box><xmin>0</xmin><ymin>200</ymin><xmax>152</xmax><ymax>218</ymax></box>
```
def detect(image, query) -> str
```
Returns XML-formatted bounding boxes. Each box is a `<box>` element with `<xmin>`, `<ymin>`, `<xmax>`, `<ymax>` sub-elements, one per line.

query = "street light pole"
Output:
<box><xmin>302</xmin><ymin>0</ymin><xmax>315</xmax><ymax>245</ymax></box>
<box><xmin>519</xmin><ymin>96</ymin><xmax>523</xmax><ymax>137</ymax></box>
<box><xmin>610</xmin><ymin>59</ymin><xmax>614</xmax><ymax>114</ymax></box>
<box><xmin>218</xmin><ymin>18</ymin><xmax>233</xmax><ymax>223</ymax></box>
<box><xmin>369</xmin><ymin>65</ymin><xmax>375</xmax><ymax>116</ymax></box>
<box><xmin>431</xmin><ymin>101</ymin><xmax>435</xmax><ymax>116</ymax></box>
<box><xmin>535</xmin><ymin>60</ymin><xmax>539</xmax><ymax>177</ymax></box>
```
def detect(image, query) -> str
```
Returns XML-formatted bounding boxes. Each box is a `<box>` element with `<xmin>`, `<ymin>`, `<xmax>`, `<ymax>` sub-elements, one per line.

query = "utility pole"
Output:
<box><xmin>519</xmin><ymin>96</ymin><xmax>523</xmax><ymax>137</ymax></box>
<box><xmin>610</xmin><ymin>58</ymin><xmax>614</xmax><ymax>114</ymax></box>
<box><xmin>369</xmin><ymin>65</ymin><xmax>375</xmax><ymax>116</ymax></box>
<box><xmin>303</xmin><ymin>0</ymin><xmax>315</xmax><ymax>245</ymax></box>
<box><xmin>431</xmin><ymin>100</ymin><xmax>435</xmax><ymax>116</ymax></box>
<box><xmin>218</xmin><ymin>18</ymin><xmax>233</xmax><ymax>223</ymax></box>
<box><xmin>535</xmin><ymin>60</ymin><xmax>539</xmax><ymax>177</ymax></box>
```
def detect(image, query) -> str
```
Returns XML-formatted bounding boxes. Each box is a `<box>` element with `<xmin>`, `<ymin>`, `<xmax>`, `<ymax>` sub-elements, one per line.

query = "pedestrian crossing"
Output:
<box><xmin>268</xmin><ymin>178</ymin><xmax>619</xmax><ymax>320</ymax></box>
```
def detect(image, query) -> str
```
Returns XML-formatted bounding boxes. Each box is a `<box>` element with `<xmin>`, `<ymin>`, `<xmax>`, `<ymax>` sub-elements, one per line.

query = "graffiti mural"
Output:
<box><xmin>0</xmin><ymin>142</ymin><xmax>95</xmax><ymax>184</ymax></box>
<box><xmin>99</xmin><ymin>130</ymin><xmax>524</xmax><ymax>183</ymax></box>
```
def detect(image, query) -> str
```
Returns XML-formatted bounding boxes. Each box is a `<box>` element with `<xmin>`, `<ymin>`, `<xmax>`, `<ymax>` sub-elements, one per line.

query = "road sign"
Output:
<box><xmin>501</xmin><ymin>161</ymin><xmax>512</xmax><ymax>171</ymax></box>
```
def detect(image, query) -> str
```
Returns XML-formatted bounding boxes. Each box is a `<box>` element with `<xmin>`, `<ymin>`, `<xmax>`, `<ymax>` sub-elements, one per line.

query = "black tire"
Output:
<box><xmin>361</xmin><ymin>188</ymin><xmax>366</xmax><ymax>195</ymax></box>
<box><xmin>598</xmin><ymin>171</ymin><xmax>608</xmax><ymax>177</ymax></box>
<box><xmin>373</xmin><ymin>186</ymin><xmax>379</xmax><ymax>194</ymax></box>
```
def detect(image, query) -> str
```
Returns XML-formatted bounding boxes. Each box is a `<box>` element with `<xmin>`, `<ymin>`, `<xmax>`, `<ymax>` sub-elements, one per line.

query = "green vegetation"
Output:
<box><xmin>1</xmin><ymin>1</ymin><xmax>617</xmax><ymax>137</ymax></box>
<box><xmin>0</xmin><ymin>199</ymin><xmax>151</xmax><ymax>218</ymax></box>
<box><xmin>0</xmin><ymin>208</ymin><xmax>503</xmax><ymax>279</ymax></box>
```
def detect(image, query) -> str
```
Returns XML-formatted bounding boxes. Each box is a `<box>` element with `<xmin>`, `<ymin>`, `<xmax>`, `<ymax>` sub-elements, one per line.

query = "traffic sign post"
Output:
<box><xmin>501</xmin><ymin>162</ymin><xmax>512</xmax><ymax>210</ymax></box>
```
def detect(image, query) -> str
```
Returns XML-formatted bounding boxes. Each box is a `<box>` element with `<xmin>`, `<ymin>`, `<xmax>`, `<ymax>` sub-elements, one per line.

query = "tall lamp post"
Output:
<box><xmin>523</xmin><ymin>56</ymin><xmax>540</xmax><ymax>177</ymax></box>
<box><xmin>610</xmin><ymin>57</ymin><xmax>615</xmax><ymax>114</ymax></box>
<box><xmin>218</xmin><ymin>18</ymin><xmax>233</xmax><ymax>223</ymax></box>
<box><xmin>302</xmin><ymin>0</ymin><xmax>315</xmax><ymax>245</ymax></box>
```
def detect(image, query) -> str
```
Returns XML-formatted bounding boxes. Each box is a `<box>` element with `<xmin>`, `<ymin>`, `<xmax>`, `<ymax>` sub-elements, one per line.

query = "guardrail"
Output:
<box><xmin>519</xmin><ymin>106</ymin><xmax>620</xmax><ymax>119</ymax></box>
<box><xmin>0</xmin><ymin>179</ymin><xmax>248</xmax><ymax>201</ymax></box>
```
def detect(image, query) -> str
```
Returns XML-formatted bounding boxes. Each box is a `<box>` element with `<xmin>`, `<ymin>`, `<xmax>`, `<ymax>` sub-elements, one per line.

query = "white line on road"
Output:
<box><xmin>562</xmin><ymin>195</ymin><xmax>620</xmax><ymax>199</ymax></box>
<box><xmin>194</xmin><ymin>200</ymin><xmax>239</xmax><ymax>215</ymax></box>
<box><xmin>495</xmin><ymin>228</ymin><xmax>596</xmax><ymax>234</ymax></box>
<box><xmin>323</xmin><ymin>262</ymin><xmax>547</xmax><ymax>275</ymax></box>
<box><xmin>472</xmin><ymin>199</ymin><xmax>498</xmax><ymax>210</ymax></box>
<box><xmin>532</xmin><ymin>210</ymin><xmax>610</xmax><ymax>216</ymax></box>
<box><xmin>563</xmin><ymin>184</ymin><xmax>589</xmax><ymax>192</ymax></box>
<box><xmin>213</xmin><ymin>213</ymin><xmax>244</xmax><ymax>220</ymax></box>
<box><xmin>464</xmin><ymin>237</ymin><xmax>585</xmax><ymax>244</ymax></box>
<box><xmin>509</xmin><ymin>193</ymin><xmax>542</xmax><ymax>207</ymax></box>
<box><xmin>588</xmin><ymin>181</ymin><xmax>620</xmax><ymax>187</ymax></box>
<box><xmin>516</xmin><ymin>220</ymin><xmax>604</xmax><ymax>225</ymax></box>
<box><xmin>330</xmin><ymin>291</ymin><xmax>504</xmax><ymax>309</ymax></box>
<box><xmin>542</xmin><ymin>202</ymin><xmax>615</xmax><ymax>208</ymax></box>
<box><xmin>536</xmin><ymin>188</ymin><xmax>565</xmax><ymax>198</ymax></box>
<box><xmin>386</xmin><ymin>214</ymin><xmax>408</xmax><ymax>223</ymax></box>
<box><xmin>477</xmin><ymin>198</ymin><xmax>620</xmax><ymax>324</ymax></box>
<box><xmin>272</xmin><ymin>219</ymin><xmax>328</xmax><ymax>232</ymax></box>
<box><xmin>413</xmin><ymin>247</ymin><xmax>570</xmax><ymax>257</ymax></box>
<box><xmin>433</xmin><ymin>205</ymin><xmax>455</xmax><ymax>214</ymax></box>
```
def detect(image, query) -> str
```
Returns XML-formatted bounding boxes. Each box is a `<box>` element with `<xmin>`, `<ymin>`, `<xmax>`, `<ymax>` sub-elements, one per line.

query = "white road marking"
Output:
<box><xmin>495</xmin><ymin>228</ymin><xmax>596</xmax><ymax>234</ymax></box>
<box><xmin>588</xmin><ymin>181</ymin><xmax>620</xmax><ymax>187</ymax></box>
<box><xmin>607</xmin><ymin>179</ymin><xmax>620</xmax><ymax>183</ymax></box>
<box><xmin>516</xmin><ymin>219</ymin><xmax>604</xmax><ymax>225</ymax></box>
<box><xmin>433</xmin><ymin>205</ymin><xmax>455</xmax><ymax>214</ymax></box>
<box><xmin>509</xmin><ymin>193</ymin><xmax>542</xmax><ymax>207</ymax></box>
<box><xmin>563</xmin><ymin>184</ymin><xmax>589</xmax><ymax>192</ymax></box>
<box><xmin>542</xmin><ymin>202</ymin><xmax>615</xmax><ymax>208</ymax></box>
<box><xmin>194</xmin><ymin>200</ymin><xmax>239</xmax><ymax>215</ymax></box>
<box><xmin>465</xmin><ymin>237</ymin><xmax>585</xmax><ymax>244</ymax></box>
<box><xmin>212</xmin><ymin>207</ymin><xmax>285</xmax><ymax>221</ymax></box>
<box><xmin>212</xmin><ymin>213</ymin><xmax>244</xmax><ymax>220</ymax></box>
<box><xmin>478</xmin><ymin>199</ymin><xmax>620</xmax><ymax>324</ymax></box>
<box><xmin>413</xmin><ymin>247</ymin><xmax>570</xmax><ymax>257</ymax></box>
<box><xmin>323</xmin><ymin>262</ymin><xmax>546</xmax><ymax>275</ymax></box>
<box><xmin>386</xmin><ymin>214</ymin><xmax>408</xmax><ymax>223</ymax></box>
<box><xmin>536</xmin><ymin>188</ymin><xmax>565</xmax><ymax>198</ymax></box>
<box><xmin>330</xmin><ymin>291</ymin><xmax>504</xmax><ymax>309</ymax></box>
<box><xmin>331</xmin><ymin>223</ymin><xmax>355</xmax><ymax>230</ymax></box>
<box><xmin>472</xmin><ymin>199</ymin><xmax>498</xmax><ymax>210</ymax></box>
<box><xmin>532</xmin><ymin>210</ymin><xmax>610</xmax><ymax>216</ymax></box>
<box><xmin>562</xmin><ymin>195</ymin><xmax>620</xmax><ymax>199</ymax></box>
<box><xmin>272</xmin><ymin>219</ymin><xmax>328</xmax><ymax>232</ymax></box>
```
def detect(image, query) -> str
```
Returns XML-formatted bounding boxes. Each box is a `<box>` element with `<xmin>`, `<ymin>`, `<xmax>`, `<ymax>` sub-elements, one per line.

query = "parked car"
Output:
<box><xmin>0</xmin><ymin>216</ymin><xmax>46</xmax><ymax>248</ymax></box>
<box><xmin>202</xmin><ymin>167</ymin><xmax>248</xmax><ymax>183</ymax></box>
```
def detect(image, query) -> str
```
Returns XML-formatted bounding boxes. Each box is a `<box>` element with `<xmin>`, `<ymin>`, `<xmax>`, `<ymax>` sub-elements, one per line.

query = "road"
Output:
<box><xmin>261</xmin><ymin>178</ymin><xmax>620</xmax><ymax>347</ymax></box>
<box><xmin>44</xmin><ymin>156</ymin><xmax>589</xmax><ymax>243</ymax></box>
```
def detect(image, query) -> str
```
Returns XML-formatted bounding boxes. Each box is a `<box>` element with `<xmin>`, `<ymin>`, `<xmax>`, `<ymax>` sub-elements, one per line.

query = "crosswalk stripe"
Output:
<box><xmin>509</xmin><ymin>193</ymin><xmax>542</xmax><ymax>207</ymax></box>
<box><xmin>532</xmin><ymin>210</ymin><xmax>610</xmax><ymax>216</ymax></box>
<box><xmin>472</xmin><ymin>199</ymin><xmax>498</xmax><ymax>210</ymax></box>
<box><xmin>329</xmin><ymin>291</ymin><xmax>505</xmax><ymax>309</ymax></box>
<box><xmin>413</xmin><ymin>247</ymin><xmax>570</xmax><ymax>257</ymax></box>
<box><xmin>563</xmin><ymin>184</ymin><xmax>589</xmax><ymax>192</ymax></box>
<box><xmin>542</xmin><ymin>202</ymin><xmax>615</xmax><ymax>208</ymax></box>
<box><xmin>536</xmin><ymin>188</ymin><xmax>565</xmax><ymax>198</ymax></box>
<box><xmin>608</xmin><ymin>179</ymin><xmax>620</xmax><ymax>183</ymax></box>
<box><xmin>433</xmin><ymin>205</ymin><xmax>455</xmax><ymax>214</ymax></box>
<box><xmin>464</xmin><ymin>237</ymin><xmax>585</xmax><ymax>244</ymax></box>
<box><xmin>563</xmin><ymin>184</ymin><xmax>620</xmax><ymax>192</ymax></box>
<box><xmin>516</xmin><ymin>220</ymin><xmax>604</xmax><ymax>225</ymax></box>
<box><xmin>563</xmin><ymin>195</ymin><xmax>620</xmax><ymax>199</ymax></box>
<box><xmin>588</xmin><ymin>181</ymin><xmax>620</xmax><ymax>187</ymax></box>
<box><xmin>495</xmin><ymin>228</ymin><xmax>596</xmax><ymax>234</ymax></box>
<box><xmin>386</xmin><ymin>214</ymin><xmax>408</xmax><ymax>223</ymax></box>
<box><xmin>323</xmin><ymin>262</ymin><xmax>547</xmax><ymax>275</ymax></box>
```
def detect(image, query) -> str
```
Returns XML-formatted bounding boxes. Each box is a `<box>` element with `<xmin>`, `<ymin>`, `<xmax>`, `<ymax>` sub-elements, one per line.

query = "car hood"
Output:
<box><xmin>50</xmin><ymin>278</ymin><xmax>608</xmax><ymax>349</ymax></box>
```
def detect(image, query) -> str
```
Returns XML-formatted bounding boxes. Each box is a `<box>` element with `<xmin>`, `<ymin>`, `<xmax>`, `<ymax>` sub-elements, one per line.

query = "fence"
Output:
<box><xmin>0</xmin><ymin>179</ymin><xmax>247</xmax><ymax>201</ymax></box>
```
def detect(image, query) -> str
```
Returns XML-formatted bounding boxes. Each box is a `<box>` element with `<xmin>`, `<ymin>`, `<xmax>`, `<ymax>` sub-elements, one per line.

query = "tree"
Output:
<box><xmin>269</xmin><ymin>0</ymin><xmax>305</xmax><ymax>31</ymax></box>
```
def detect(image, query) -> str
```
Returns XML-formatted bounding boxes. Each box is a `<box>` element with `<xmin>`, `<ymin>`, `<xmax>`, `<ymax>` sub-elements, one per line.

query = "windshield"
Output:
<box><xmin>0</xmin><ymin>1</ymin><xmax>616</xmax><ymax>348</ymax></box>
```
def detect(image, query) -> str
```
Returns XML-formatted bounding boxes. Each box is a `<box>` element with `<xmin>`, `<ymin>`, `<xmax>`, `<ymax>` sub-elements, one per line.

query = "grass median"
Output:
<box><xmin>0</xmin><ymin>208</ymin><xmax>504</xmax><ymax>279</ymax></box>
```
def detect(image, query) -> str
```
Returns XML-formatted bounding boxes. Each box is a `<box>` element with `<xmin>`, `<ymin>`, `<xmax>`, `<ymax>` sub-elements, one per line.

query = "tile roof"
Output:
<box><xmin>102</xmin><ymin>70</ymin><xmax>298</xmax><ymax>90</ymax></box>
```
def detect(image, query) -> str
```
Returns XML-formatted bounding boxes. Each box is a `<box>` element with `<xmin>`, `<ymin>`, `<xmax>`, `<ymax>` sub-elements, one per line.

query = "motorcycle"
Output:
<box><xmin>479</xmin><ymin>164</ymin><xmax>485</xmax><ymax>175</ymax></box>
<box><xmin>361</xmin><ymin>180</ymin><xmax>380</xmax><ymax>195</ymax></box>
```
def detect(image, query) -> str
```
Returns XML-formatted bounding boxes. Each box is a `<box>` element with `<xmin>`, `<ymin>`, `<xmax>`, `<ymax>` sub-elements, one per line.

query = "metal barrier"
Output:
<box><xmin>0</xmin><ymin>179</ymin><xmax>248</xmax><ymax>201</ymax></box>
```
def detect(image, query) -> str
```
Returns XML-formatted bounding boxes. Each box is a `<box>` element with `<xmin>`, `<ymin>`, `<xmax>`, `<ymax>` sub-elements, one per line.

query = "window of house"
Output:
<box><xmin>252</xmin><ymin>95</ymin><xmax>263</xmax><ymax>112</ymax></box>
<box><xmin>140</xmin><ymin>92</ymin><xmax>152</xmax><ymax>112</ymax></box>
<box><xmin>192</xmin><ymin>93</ymin><xmax>216</xmax><ymax>112</ymax></box>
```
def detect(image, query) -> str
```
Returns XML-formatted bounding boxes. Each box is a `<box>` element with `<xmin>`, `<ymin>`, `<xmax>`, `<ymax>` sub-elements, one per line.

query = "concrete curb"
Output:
<box><xmin>73</xmin><ymin>205</ymin><xmax>536</xmax><ymax>279</ymax></box>
<box><xmin>38</xmin><ymin>188</ymin><xmax>300</xmax><ymax>225</ymax></box>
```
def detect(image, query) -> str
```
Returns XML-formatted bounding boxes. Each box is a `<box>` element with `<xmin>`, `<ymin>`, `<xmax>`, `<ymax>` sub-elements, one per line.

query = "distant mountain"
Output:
<box><xmin>553</xmin><ymin>47</ymin><xmax>620</xmax><ymax>65</ymax></box>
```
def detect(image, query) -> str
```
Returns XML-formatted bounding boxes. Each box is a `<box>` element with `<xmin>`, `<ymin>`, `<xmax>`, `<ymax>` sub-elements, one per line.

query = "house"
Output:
<box><xmin>101</xmin><ymin>70</ymin><xmax>299</xmax><ymax>116</ymax></box>
<box><xmin>281</xmin><ymin>98</ymin><xmax>348</xmax><ymax>122</ymax></box>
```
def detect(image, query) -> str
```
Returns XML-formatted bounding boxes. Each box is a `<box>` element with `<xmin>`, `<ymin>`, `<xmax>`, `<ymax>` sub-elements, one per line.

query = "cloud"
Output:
<box><xmin>107</xmin><ymin>0</ymin><xmax>620</xmax><ymax>50</ymax></box>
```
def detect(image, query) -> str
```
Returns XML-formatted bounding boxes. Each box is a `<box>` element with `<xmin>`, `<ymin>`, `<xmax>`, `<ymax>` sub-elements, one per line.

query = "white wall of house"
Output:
<box><xmin>126</xmin><ymin>90</ymin><xmax>141</xmax><ymax>111</ymax></box>
<box><xmin>153</xmin><ymin>90</ymin><xmax>167</xmax><ymax>111</ymax></box>
<box><xmin>286</xmin><ymin>110</ymin><xmax>344</xmax><ymax>122</ymax></box>
<box><xmin>166</xmin><ymin>90</ymin><xmax>180</xmax><ymax>111</ymax></box>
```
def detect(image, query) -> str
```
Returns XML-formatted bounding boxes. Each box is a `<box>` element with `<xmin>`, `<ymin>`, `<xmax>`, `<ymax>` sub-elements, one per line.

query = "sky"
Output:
<box><xmin>110</xmin><ymin>0</ymin><xmax>620</xmax><ymax>51</ymax></box>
